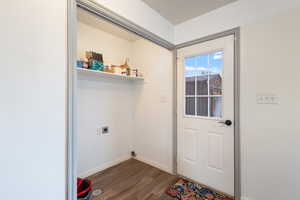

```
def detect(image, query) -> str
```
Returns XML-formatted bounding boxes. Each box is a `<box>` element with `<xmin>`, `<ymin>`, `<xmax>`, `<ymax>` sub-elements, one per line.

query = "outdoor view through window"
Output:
<box><xmin>184</xmin><ymin>51</ymin><xmax>223</xmax><ymax>118</ymax></box>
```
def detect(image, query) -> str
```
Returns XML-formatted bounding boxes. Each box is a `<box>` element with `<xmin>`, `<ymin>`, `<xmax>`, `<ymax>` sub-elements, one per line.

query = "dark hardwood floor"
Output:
<box><xmin>87</xmin><ymin>159</ymin><xmax>177</xmax><ymax>200</ymax></box>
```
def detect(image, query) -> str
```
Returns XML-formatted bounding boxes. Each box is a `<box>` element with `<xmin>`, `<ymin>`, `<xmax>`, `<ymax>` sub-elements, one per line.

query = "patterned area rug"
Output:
<box><xmin>165</xmin><ymin>179</ymin><xmax>233</xmax><ymax>200</ymax></box>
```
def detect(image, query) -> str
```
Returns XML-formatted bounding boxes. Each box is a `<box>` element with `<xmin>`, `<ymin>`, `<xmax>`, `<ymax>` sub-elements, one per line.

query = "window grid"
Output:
<box><xmin>184</xmin><ymin>53</ymin><xmax>223</xmax><ymax>118</ymax></box>
<box><xmin>207</xmin><ymin>54</ymin><xmax>211</xmax><ymax>117</ymax></box>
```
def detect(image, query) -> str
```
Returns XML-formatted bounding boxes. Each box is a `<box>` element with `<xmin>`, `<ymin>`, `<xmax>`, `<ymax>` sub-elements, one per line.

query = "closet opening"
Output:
<box><xmin>68</xmin><ymin>2</ymin><xmax>240</xmax><ymax>200</ymax></box>
<box><xmin>73</xmin><ymin>5</ymin><xmax>175</xmax><ymax>199</ymax></box>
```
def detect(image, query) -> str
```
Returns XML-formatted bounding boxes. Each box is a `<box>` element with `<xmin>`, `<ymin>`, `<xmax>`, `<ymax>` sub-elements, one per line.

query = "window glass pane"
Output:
<box><xmin>185</xmin><ymin>54</ymin><xmax>209</xmax><ymax>77</ymax></box>
<box><xmin>185</xmin><ymin>77</ymin><xmax>195</xmax><ymax>95</ymax></box>
<box><xmin>185</xmin><ymin>54</ymin><xmax>209</xmax><ymax>96</ymax></box>
<box><xmin>186</xmin><ymin>97</ymin><xmax>195</xmax><ymax>115</ymax></box>
<box><xmin>197</xmin><ymin>75</ymin><xmax>208</xmax><ymax>95</ymax></box>
<box><xmin>184</xmin><ymin>52</ymin><xmax>223</xmax><ymax>118</ymax></box>
<box><xmin>209</xmin><ymin>51</ymin><xmax>223</xmax><ymax>95</ymax></box>
<box><xmin>209</xmin><ymin>74</ymin><xmax>222</xmax><ymax>95</ymax></box>
<box><xmin>210</xmin><ymin>97</ymin><xmax>222</xmax><ymax>118</ymax></box>
<box><xmin>197</xmin><ymin>97</ymin><xmax>208</xmax><ymax>117</ymax></box>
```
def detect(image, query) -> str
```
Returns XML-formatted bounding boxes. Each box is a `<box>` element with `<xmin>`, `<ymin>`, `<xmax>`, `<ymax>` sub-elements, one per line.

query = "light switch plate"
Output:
<box><xmin>256</xmin><ymin>94</ymin><xmax>279</xmax><ymax>104</ymax></box>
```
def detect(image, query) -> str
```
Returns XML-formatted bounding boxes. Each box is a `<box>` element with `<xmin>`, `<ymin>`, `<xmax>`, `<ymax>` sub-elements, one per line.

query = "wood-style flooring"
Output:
<box><xmin>87</xmin><ymin>159</ymin><xmax>177</xmax><ymax>200</ymax></box>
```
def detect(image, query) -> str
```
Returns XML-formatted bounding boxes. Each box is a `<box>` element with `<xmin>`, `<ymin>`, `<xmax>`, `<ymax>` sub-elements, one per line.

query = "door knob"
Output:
<box><xmin>217</xmin><ymin>120</ymin><xmax>232</xmax><ymax>126</ymax></box>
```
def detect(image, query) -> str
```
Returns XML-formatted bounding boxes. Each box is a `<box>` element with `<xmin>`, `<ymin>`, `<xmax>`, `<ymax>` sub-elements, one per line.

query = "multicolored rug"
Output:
<box><xmin>165</xmin><ymin>179</ymin><xmax>233</xmax><ymax>200</ymax></box>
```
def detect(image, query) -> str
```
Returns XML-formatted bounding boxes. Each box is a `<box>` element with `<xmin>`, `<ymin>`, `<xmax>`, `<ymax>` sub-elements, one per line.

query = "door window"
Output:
<box><xmin>184</xmin><ymin>51</ymin><xmax>223</xmax><ymax>118</ymax></box>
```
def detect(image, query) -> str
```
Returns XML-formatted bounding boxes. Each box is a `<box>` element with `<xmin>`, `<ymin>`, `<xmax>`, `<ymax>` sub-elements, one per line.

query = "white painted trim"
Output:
<box><xmin>79</xmin><ymin>155</ymin><xmax>131</xmax><ymax>178</ymax></box>
<box><xmin>241</xmin><ymin>197</ymin><xmax>252</xmax><ymax>200</ymax></box>
<box><xmin>79</xmin><ymin>155</ymin><xmax>173</xmax><ymax>179</ymax></box>
<box><xmin>134</xmin><ymin>156</ymin><xmax>173</xmax><ymax>174</ymax></box>
<box><xmin>175</xmin><ymin>28</ymin><xmax>241</xmax><ymax>199</ymax></box>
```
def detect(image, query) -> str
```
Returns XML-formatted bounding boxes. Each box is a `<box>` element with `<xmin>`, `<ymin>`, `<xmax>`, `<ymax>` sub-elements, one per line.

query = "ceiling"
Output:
<box><xmin>78</xmin><ymin>8</ymin><xmax>139</xmax><ymax>42</ymax></box>
<box><xmin>142</xmin><ymin>0</ymin><xmax>238</xmax><ymax>25</ymax></box>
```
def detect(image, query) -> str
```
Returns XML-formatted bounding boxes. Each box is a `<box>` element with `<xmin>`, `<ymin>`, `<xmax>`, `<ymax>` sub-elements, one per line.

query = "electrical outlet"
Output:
<box><xmin>102</xmin><ymin>126</ymin><xmax>109</xmax><ymax>134</ymax></box>
<box><xmin>131</xmin><ymin>151</ymin><xmax>136</xmax><ymax>157</ymax></box>
<box><xmin>96</xmin><ymin>126</ymin><xmax>109</xmax><ymax>135</ymax></box>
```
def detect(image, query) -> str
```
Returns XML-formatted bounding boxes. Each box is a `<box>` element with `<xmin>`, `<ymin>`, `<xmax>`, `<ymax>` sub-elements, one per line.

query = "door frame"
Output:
<box><xmin>66</xmin><ymin>0</ymin><xmax>241</xmax><ymax>199</ymax></box>
<box><xmin>175</xmin><ymin>30</ymin><xmax>241</xmax><ymax>198</ymax></box>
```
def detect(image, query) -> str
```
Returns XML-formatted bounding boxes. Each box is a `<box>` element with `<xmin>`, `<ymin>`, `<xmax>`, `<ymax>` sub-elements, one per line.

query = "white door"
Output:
<box><xmin>177</xmin><ymin>35</ymin><xmax>234</xmax><ymax>195</ymax></box>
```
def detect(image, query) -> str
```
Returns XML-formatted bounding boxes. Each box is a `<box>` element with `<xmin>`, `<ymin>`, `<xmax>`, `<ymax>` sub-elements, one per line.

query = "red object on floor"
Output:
<box><xmin>77</xmin><ymin>178</ymin><xmax>93</xmax><ymax>198</ymax></box>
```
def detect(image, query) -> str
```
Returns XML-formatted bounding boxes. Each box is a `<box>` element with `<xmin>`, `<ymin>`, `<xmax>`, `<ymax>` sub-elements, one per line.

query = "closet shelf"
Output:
<box><xmin>76</xmin><ymin>68</ymin><xmax>144</xmax><ymax>81</ymax></box>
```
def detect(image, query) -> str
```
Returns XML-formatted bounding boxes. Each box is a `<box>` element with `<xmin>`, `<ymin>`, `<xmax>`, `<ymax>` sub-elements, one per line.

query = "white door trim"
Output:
<box><xmin>174</xmin><ymin>28</ymin><xmax>241</xmax><ymax>199</ymax></box>
<box><xmin>177</xmin><ymin>35</ymin><xmax>235</xmax><ymax>195</ymax></box>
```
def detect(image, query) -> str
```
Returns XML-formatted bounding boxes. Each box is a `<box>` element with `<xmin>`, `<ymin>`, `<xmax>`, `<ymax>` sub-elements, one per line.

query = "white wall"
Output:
<box><xmin>77</xmin><ymin>77</ymin><xmax>135</xmax><ymax>176</ymax></box>
<box><xmin>0</xmin><ymin>1</ymin><xmax>67</xmax><ymax>200</ymax></box>
<box><xmin>175</xmin><ymin>5</ymin><xmax>300</xmax><ymax>200</ymax></box>
<box><xmin>77</xmin><ymin>20</ymin><xmax>174</xmax><ymax>175</ymax></box>
<box><xmin>93</xmin><ymin>0</ymin><xmax>174</xmax><ymax>43</ymax></box>
<box><xmin>174</xmin><ymin>0</ymin><xmax>300</xmax><ymax>44</ymax></box>
<box><xmin>77</xmin><ymin>22</ymin><xmax>134</xmax><ymax>65</ymax></box>
<box><xmin>132</xmin><ymin>39</ymin><xmax>173</xmax><ymax>173</ymax></box>
<box><xmin>77</xmin><ymin>22</ymin><xmax>134</xmax><ymax>176</ymax></box>
<box><xmin>240</xmin><ymin>8</ymin><xmax>300</xmax><ymax>200</ymax></box>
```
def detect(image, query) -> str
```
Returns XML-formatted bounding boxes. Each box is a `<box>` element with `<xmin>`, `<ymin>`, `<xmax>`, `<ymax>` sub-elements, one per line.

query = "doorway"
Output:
<box><xmin>177</xmin><ymin>36</ymin><xmax>235</xmax><ymax>196</ymax></box>
<box><xmin>67</xmin><ymin>1</ymin><xmax>241</xmax><ymax>199</ymax></box>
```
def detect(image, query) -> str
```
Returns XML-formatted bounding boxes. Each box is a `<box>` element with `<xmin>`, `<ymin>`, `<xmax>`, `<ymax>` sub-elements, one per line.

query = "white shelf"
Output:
<box><xmin>76</xmin><ymin>68</ymin><xmax>144</xmax><ymax>81</ymax></box>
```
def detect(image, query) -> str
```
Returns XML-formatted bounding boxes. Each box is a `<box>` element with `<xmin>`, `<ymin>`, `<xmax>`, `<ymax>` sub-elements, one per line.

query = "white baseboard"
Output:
<box><xmin>241</xmin><ymin>197</ymin><xmax>253</xmax><ymax>200</ymax></box>
<box><xmin>79</xmin><ymin>155</ymin><xmax>131</xmax><ymax>178</ymax></box>
<box><xmin>134</xmin><ymin>156</ymin><xmax>173</xmax><ymax>174</ymax></box>
<box><xmin>79</xmin><ymin>155</ymin><xmax>173</xmax><ymax>178</ymax></box>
